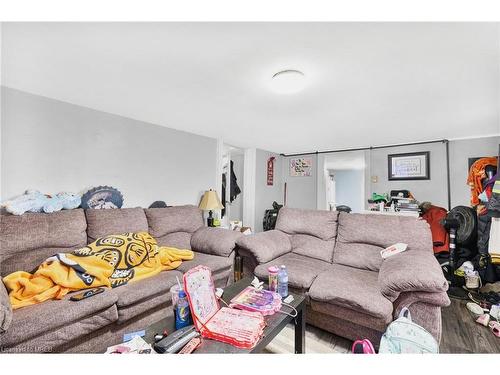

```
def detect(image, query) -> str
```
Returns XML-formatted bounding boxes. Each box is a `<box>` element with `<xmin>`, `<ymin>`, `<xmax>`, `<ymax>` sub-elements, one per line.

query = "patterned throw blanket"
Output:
<box><xmin>4</xmin><ymin>232</ymin><xmax>194</xmax><ymax>309</ymax></box>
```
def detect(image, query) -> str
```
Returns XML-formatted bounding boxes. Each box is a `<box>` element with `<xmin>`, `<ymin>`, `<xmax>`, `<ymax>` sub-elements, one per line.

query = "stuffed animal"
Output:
<box><xmin>2</xmin><ymin>190</ymin><xmax>81</xmax><ymax>215</ymax></box>
<box><xmin>43</xmin><ymin>192</ymin><xmax>82</xmax><ymax>213</ymax></box>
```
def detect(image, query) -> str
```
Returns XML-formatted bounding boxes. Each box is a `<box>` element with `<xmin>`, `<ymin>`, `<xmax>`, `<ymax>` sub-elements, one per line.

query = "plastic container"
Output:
<box><xmin>170</xmin><ymin>284</ymin><xmax>182</xmax><ymax>308</ymax></box>
<box><xmin>268</xmin><ymin>266</ymin><xmax>279</xmax><ymax>292</ymax></box>
<box><xmin>175</xmin><ymin>290</ymin><xmax>192</xmax><ymax>330</ymax></box>
<box><xmin>278</xmin><ymin>265</ymin><xmax>288</xmax><ymax>298</ymax></box>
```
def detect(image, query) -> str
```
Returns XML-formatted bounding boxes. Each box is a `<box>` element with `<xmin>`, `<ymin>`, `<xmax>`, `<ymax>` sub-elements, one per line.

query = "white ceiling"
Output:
<box><xmin>2</xmin><ymin>22</ymin><xmax>499</xmax><ymax>154</ymax></box>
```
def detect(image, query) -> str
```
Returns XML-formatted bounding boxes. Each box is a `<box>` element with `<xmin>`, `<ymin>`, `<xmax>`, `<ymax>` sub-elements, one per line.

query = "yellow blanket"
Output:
<box><xmin>4</xmin><ymin>232</ymin><xmax>194</xmax><ymax>309</ymax></box>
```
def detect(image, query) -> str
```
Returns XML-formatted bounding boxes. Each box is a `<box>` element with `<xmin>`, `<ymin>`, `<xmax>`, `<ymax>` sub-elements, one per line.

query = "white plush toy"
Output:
<box><xmin>2</xmin><ymin>190</ymin><xmax>81</xmax><ymax>215</ymax></box>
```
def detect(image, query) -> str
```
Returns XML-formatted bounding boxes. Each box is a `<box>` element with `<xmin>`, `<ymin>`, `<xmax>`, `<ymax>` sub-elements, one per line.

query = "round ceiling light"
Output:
<box><xmin>271</xmin><ymin>69</ymin><xmax>306</xmax><ymax>94</ymax></box>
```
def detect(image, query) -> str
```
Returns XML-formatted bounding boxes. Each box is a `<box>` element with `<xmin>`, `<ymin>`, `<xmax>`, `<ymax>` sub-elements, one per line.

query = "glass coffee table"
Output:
<box><xmin>144</xmin><ymin>277</ymin><xmax>306</xmax><ymax>353</ymax></box>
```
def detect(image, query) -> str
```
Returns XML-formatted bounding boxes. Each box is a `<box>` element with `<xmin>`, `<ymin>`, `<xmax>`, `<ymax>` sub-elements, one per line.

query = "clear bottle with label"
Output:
<box><xmin>278</xmin><ymin>265</ymin><xmax>288</xmax><ymax>298</ymax></box>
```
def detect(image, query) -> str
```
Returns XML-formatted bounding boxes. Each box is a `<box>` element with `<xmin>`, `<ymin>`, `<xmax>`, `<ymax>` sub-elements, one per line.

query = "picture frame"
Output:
<box><xmin>289</xmin><ymin>157</ymin><xmax>313</xmax><ymax>177</ymax></box>
<box><xmin>388</xmin><ymin>151</ymin><xmax>430</xmax><ymax>180</ymax></box>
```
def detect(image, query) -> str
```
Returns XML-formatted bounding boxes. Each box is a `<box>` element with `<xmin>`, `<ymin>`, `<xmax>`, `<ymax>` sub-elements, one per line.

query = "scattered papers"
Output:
<box><xmin>106</xmin><ymin>336</ymin><xmax>154</xmax><ymax>354</ymax></box>
<box><xmin>123</xmin><ymin>330</ymin><xmax>145</xmax><ymax>342</ymax></box>
<box><xmin>381</xmin><ymin>243</ymin><xmax>408</xmax><ymax>259</ymax></box>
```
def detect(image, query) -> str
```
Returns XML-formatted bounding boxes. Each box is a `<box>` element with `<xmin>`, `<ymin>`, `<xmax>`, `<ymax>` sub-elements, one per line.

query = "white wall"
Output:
<box><xmin>282</xmin><ymin>154</ymin><xmax>318</xmax><ymax>209</ymax></box>
<box><xmin>1</xmin><ymin>87</ymin><xmax>218</xmax><ymax>207</ymax></box>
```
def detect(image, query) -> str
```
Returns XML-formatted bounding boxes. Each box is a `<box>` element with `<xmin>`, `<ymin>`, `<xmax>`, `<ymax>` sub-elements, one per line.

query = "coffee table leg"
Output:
<box><xmin>294</xmin><ymin>307</ymin><xmax>305</xmax><ymax>354</ymax></box>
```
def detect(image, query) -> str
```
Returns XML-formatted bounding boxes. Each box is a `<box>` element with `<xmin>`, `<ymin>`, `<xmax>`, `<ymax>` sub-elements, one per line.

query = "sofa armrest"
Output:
<box><xmin>378</xmin><ymin>251</ymin><xmax>448</xmax><ymax>301</ymax></box>
<box><xmin>392</xmin><ymin>291</ymin><xmax>450</xmax><ymax>343</ymax></box>
<box><xmin>235</xmin><ymin>230</ymin><xmax>292</xmax><ymax>264</ymax></box>
<box><xmin>0</xmin><ymin>278</ymin><xmax>13</xmax><ymax>333</ymax></box>
<box><xmin>191</xmin><ymin>227</ymin><xmax>243</xmax><ymax>257</ymax></box>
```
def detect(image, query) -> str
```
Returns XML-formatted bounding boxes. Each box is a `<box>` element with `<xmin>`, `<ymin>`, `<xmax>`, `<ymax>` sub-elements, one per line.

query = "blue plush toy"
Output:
<box><xmin>2</xmin><ymin>190</ymin><xmax>81</xmax><ymax>215</ymax></box>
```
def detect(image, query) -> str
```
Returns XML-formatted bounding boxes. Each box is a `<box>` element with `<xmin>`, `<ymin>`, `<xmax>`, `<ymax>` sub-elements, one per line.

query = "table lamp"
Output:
<box><xmin>199</xmin><ymin>189</ymin><xmax>224</xmax><ymax>227</ymax></box>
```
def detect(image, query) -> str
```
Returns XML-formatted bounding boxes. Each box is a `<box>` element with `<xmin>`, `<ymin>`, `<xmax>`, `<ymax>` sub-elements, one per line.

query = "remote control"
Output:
<box><xmin>153</xmin><ymin>325</ymin><xmax>199</xmax><ymax>354</ymax></box>
<box><xmin>70</xmin><ymin>288</ymin><xmax>105</xmax><ymax>301</ymax></box>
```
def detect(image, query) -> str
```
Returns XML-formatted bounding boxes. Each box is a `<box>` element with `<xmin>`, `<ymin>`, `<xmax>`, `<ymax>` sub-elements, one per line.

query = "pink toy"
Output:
<box><xmin>230</xmin><ymin>286</ymin><xmax>282</xmax><ymax>316</ymax></box>
<box><xmin>183</xmin><ymin>266</ymin><xmax>265</xmax><ymax>349</ymax></box>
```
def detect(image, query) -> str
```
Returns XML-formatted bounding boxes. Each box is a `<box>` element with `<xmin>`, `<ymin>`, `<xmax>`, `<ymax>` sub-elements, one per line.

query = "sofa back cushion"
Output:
<box><xmin>333</xmin><ymin>212</ymin><xmax>433</xmax><ymax>271</ymax></box>
<box><xmin>0</xmin><ymin>210</ymin><xmax>87</xmax><ymax>276</ymax></box>
<box><xmin>145</xmin><ymin>205</ymin><xmax>204</xmax><ymax>249</ymax></box>
<box><xmin>85</xmin><ymin>207</ymin><xmax>148</xmax><ymax>243</ymax></box>
<box><xmin>275</xmin><ymin>207</ymin><xmax>338</xmax><ymax>263</ymax></box>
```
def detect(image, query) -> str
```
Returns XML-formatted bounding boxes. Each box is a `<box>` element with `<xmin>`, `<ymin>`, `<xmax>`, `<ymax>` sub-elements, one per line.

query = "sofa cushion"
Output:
<box><xmin>0</xmin><ymin>287</ymin><xmax>118</xmax><ymax>347</ymax></box>
<box><xmin>145</xmin><ymin>206</ymin><xmax>204</xmax><ymax>238</ymax></box>
<box><xmin>337</xmin><ymin>212</ymin><xmax>432</xmax><ymax>250</ymax></box>
<box><xmin>85</xmin><ymin>208</ymin><xmax>148</xmax><ymax>243</ymax></box>
<box><xmin>309</xmin><ymin>264</ymin><xmax>393</xmax><ymax>320</ymax></box>
<box><xmin>0</xmin><ymin>278</ymin><xmax>13</xmax><ymax>332</ymax></box>
<box><xmin>113</xmin><ymin>270</ymin><xmax>182</xmax><ymax>323</ymax></box>
<box><xmin>236</xmin><ymin>230</ymin><xmax>292</xmax><ymax>264</ymax></box>
<box><xmin>334</xmin><ymin>213</ymin><xmax>432</xmax><ymax>271</ymax></box>
<box><xmin>156</xmin><ymin>232</ymin><xmax>192</xmax><ymax>249</ymax></box>
<box><xmin>113</xmin><ymin>270</ymin><xmax>183</xmax><ymax>308</ymax></box>
<box><xmin>0</xmin><ymin>210</ymin><xmax>87</xmax><ymax>276</ymax></box>
<box><xmin>176</xmin><ymin>252</ymin><xmax>233</xmax><ymax>279</ymax></box>
<box><xmin>191</xmin><ymin>227</ymin><xmax>242</xmax><ymax>257</ymax></box>
<box><xmin>291</xmin><ymin>234</ymin><xmax>335</xmax><ymax>263</ymax></box>
<box><xmin>310</xmin><ymin>300</ymin><xmax>391</xmax><ymax>331</ymax></box>
<box><xmin>3</xmin><ymin>304</ymin><xmax>118</xmax><ymax>353</ymax></box>
<box><xmin>333</xmin><ymin>242</ymin><xmax>383</xmax><ymax>272</ymax></box>
<box><xmin>275</xmin><ymin>207</ymin><xmax>339</xmax><ymax>241</ymax></box>
<box><xmin>254</xmin><ymin>253</ymin><xmax>330</xmax><ymax>290</ymax></box>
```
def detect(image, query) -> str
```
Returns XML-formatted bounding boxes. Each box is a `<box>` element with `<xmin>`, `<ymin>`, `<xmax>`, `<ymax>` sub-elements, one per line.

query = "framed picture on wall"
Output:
<box><xmin>290</xmin><ymin>157</ymin><xmax>313</xmax><ymax>177</ymax></box>
<box><xmin>388</xmin><ymin>151</ymin><xmax>430</xmax><ymax>180</ymax></box>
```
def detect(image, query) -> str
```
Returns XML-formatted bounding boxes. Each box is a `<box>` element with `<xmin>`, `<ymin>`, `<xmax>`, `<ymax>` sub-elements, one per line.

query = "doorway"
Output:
<box><xmin>220</xmin><ymin>144</ymin><xmax>245</xmax><ymax>227</ymax></box>
<box><xmin>320</xmin><ymin>151</ymin><xmax>366</xmax><ymax>213</ymax></box>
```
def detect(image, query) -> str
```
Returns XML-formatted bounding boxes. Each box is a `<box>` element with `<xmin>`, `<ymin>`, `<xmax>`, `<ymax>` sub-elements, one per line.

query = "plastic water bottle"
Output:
<box><xmin>175</xmin><ymin>290</ymin><xmax>192</xmax><ymax>330</ymax></box>
<box><xmin>278</xmin><ymin>265</ymin><xmax>288</xmax><ymax>298</ymax></box>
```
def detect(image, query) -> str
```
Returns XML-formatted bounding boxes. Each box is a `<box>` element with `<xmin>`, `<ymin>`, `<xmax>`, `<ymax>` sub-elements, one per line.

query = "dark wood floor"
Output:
<box><xmin>440</xmin><ymin>297</ymin><xmax>500</xmax><ymax>353</ymax></box>
<box><xmin>266</xmin><ymin>298</ymin><xmax>500</xmax><ymax>353</ymax></box>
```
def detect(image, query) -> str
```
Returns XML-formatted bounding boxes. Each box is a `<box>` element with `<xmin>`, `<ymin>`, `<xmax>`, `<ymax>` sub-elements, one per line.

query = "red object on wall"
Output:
<box><xmin>267</xmin><ymin>157</ymin><xmax>275</xmax><ymax>186</ymax></box>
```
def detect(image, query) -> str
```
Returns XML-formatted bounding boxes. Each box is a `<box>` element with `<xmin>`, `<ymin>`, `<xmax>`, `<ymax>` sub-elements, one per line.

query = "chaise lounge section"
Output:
<box><xmin>0</xmin><ymin>205</ymin><xmax>242</xmax><ymax>353</ymax></box>
<box><xmin>236</xmin><ymin>207</ymin><xmax>450</xmax><ymax>346</ymax></box>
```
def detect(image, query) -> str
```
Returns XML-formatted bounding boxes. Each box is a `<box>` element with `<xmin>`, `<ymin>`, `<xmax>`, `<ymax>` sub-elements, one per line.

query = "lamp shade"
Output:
<box><xmin>199</xmin><ymin>190</ymin><xmax>224</xmax><ymax>211</ymax></box>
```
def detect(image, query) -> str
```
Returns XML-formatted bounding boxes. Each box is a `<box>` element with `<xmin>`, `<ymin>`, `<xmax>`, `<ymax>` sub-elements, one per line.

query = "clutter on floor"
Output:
<box><xmin>106</xmin><ymin>335</ymin><xmax>154</xmax><ymax>354</ymax></box>
<box><xmin>462</xmin><ymin>281</ymin><xmax>500</xmax><ymax>339</ymax></box>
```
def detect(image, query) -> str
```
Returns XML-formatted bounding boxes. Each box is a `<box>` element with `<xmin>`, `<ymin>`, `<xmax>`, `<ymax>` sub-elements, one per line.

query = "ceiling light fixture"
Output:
<box><xmin>271</xmin><ymin>69</ymin><xmax>306</xmax><ymax>94</ymax></box>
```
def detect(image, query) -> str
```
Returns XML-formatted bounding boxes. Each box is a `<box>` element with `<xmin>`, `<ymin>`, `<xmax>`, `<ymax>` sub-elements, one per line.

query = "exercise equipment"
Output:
<box><xmin>441</xmin><ymin>217</ymin><xmax>469</xmax><ymax>299</ymax></box>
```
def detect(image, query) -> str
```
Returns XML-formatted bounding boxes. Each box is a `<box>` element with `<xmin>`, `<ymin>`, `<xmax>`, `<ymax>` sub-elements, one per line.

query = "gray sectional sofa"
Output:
<box><xmin>236</xmin><ymin>207</ymin><xmax>450</xmax><ymax>346</ymax></box>
<box><xmin>0</xmin><ymin>206</ymin><xmax>242</xmax><ymax>353</ymax></box>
